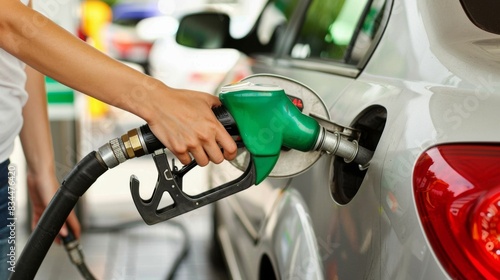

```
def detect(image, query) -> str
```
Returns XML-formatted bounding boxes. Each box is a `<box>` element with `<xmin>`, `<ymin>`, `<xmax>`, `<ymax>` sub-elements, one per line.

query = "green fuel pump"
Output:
<box><xmin>219</xmin><ymin>82</ymin><xmax>321</xmax><ymax>184</ymax></box>
<box><xmin>11</xmin><ymin>74</ymin><xmax>373</xmax><ymax>279</ymax></box>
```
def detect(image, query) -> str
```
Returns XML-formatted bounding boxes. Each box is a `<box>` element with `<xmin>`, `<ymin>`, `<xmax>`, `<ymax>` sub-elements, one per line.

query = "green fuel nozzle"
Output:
<box><xmin>219</xmin><ymin>82</ymin><xmax>321</xmax><ymax>184</ymax></box>
<box><xmin>219</xmin><ymin>81</ymin><xmax>373</xmax><ymax>184</ymax></box>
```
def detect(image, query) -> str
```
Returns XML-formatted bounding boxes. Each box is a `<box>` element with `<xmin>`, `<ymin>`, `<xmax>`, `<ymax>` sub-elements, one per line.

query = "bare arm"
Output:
<box><xmin>0</xmin><ymin>0</ymin><xmax>236</xmax><ymax>165</ymax></box>
<box><xmin>20</xmin><ymin>65</ymin><xmax>80</xmax><ymax>240</ymax></box>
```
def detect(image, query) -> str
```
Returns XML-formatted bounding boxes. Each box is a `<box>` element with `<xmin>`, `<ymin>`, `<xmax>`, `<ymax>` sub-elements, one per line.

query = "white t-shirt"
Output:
<box><xmin>0</xmin><ymin>0</ymin><xmax>30</xmax><ymax>162</ymax></box>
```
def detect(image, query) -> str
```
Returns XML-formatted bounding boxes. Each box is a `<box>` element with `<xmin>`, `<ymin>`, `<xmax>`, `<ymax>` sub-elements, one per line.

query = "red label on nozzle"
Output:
<box><xmin>288</xmin><ymin>95</ymin><xmax>304</xmax><ymax>112</ymax></box>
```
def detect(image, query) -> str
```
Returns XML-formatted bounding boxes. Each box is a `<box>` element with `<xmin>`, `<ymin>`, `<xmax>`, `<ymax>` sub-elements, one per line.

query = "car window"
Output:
<box><xmin>255</xmin><ymin>0</ymin><xmax>300</xmax><ymax>53</ymax></box>
<box><xmin>346</xmin><ymin>0</ymin><xmax>387</xmax><ymax>64</ymax></box>
<box><xmin>290</xmin><ymin>0</ymin><xmax>387</xmax><ymax>65</ymax></box>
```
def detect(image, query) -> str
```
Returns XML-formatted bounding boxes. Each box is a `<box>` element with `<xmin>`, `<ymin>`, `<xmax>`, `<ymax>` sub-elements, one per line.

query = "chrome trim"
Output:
<box><xmin>313</xmin><ymin>127</ymin><xmax>325</xmax><ymax>151</ymax></box>
<box><xmin>110</xmin><ymin>138</ymin><xmax>126</xmax><ymax>163</ymax></box>
<box><xmin>97</xmin><ymin>142</ymin><xmax>118</xmax><ymax>168</ymax></box>
<box><xmin>136</xmin><ymin>128</ymin><xmax>149</xmax><ymax>155</ymax></box>
<box><xmin>276</xmin><ymin>58</ymin><xmax>359</xmax><ymax>77</ymax></box>
<box><xmin>357</xmin><ymin>0</ymin><xmax>394</xmax><ymax>69</ymax></box>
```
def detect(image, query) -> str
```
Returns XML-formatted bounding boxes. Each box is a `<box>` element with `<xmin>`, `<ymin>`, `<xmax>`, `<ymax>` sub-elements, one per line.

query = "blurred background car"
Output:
<box><xmin>174</xmin><ymin>0</ymin><xmax>500</xmax><ymax>279</ymax></box>
<box><xmin>148</xmin><ymin>0</ymin><xmax>266</xmax><ymax>92</ymax></box>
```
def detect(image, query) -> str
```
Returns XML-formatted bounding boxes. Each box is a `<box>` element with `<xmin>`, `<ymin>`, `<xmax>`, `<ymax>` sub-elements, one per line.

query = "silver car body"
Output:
<box><xmin>205</xmin><ymin>0</ymin><xmax>500</xmax><ymax>279</ymax></box>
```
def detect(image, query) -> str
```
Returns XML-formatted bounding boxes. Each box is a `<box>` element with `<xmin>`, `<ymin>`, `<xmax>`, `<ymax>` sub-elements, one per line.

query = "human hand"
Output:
<box><xmin>27</xmin><ymin>172</ymin><xmax>80</xmax><ymax>244</ymax></box>
<box><xmin>144</xmin><ymin>86</ymin><xmax>238</xmax><ymax>166</ymax></box>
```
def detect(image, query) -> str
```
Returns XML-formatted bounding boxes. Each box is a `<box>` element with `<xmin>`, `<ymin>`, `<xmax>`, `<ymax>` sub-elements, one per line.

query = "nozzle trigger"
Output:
<box><xmin>130</xmin><ymin>149</ymin><xmax>257</xmax><ymax>225</ymax></box>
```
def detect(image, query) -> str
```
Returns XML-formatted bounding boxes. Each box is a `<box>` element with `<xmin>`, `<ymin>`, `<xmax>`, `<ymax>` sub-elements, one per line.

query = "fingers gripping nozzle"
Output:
<box><xmin>96</xmin><ymin>108</ymin><xmax>239</xmax><ymax>169</ymax></box>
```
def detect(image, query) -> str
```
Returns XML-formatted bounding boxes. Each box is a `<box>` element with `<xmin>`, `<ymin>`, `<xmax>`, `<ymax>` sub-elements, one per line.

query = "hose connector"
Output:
<box><xmin>97</xmin><ymin>127</ymin><xmax>152</xmax><ymax>169</ymax></box>
<box><xmin>63</xmin><ymin>239</ymin><xmax>84</xmax><ymax>265</ymax></box>
<box><xmin>121</xmin><ymin>128</ymin><xmax>148</xmax><ymax>159</ymax></box>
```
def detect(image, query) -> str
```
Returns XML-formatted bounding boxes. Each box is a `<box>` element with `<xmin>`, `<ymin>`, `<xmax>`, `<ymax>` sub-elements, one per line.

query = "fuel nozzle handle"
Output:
<box><xmin>138</xmin><ymin>125</ymin><xmax>164</xmax><ymax>154</ymax></box>
<box><xmin>138</xmin><ymin>107</ymin><xmax>239</xmax><ymax>156</ymax></box>
<box><xmin>96</xmin><ymin>106</ymin><xmax>238</xmax><ymax>169</ymax></box>
<box><xmin>212</xmin><ymin>106</ymin><xmax>240</xmax><ymax>136</ymax></box>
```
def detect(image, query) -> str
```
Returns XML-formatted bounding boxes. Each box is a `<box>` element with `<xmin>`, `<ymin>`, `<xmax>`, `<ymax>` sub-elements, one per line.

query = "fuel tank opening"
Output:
<box><xmin>331</xmin><ymin>105</ymin><xmax>387</xmax><ymax>204</ymax></box>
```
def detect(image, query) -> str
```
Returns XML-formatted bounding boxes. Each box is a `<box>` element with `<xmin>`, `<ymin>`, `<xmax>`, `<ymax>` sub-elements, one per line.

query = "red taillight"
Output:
<box><xmin>413</xmin><ymin>144</ymin><xmax>500</xmax><ymax>279</ymax></box>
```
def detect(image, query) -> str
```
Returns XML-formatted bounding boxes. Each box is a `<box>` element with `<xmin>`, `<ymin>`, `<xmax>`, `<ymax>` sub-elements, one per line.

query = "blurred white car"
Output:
<box><xmin>148</xmin><ymin>0</ymin><xmax>267</xmax><ymax>92</ymax></box>
<box><xmin>175</xmin><ymin>0</ymin><xmax>500</xmax><ymax>279</ymax></box>
<box><xmin>149</xmin><ymin>37</ymin><xmax>246</xmax><ymax>92</ymax></box>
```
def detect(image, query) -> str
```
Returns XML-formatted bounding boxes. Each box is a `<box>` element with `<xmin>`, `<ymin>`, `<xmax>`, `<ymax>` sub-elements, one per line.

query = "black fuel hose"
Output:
<box><xmin>10</xmin><ymin>152</ymin><xmax>107</xmax><ymax>280</ymax></box>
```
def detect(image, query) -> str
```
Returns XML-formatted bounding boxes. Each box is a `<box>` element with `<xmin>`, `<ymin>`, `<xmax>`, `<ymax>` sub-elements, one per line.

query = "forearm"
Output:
<box><xmin>0</xmin><ymin>0</ymin><xmax>158</xmax><ymax>122</ymax></box>
<box><xmin>19</xmin><ymin>66</ymin><xmax>56</xmax><ymax>178</ymax></box>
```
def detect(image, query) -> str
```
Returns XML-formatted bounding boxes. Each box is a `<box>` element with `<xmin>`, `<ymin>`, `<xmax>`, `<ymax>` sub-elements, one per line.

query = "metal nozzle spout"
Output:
<box><xmin>316</xmin><ymin>129</ymin><xmax>373</xmax><ymax>167</ymax></box>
